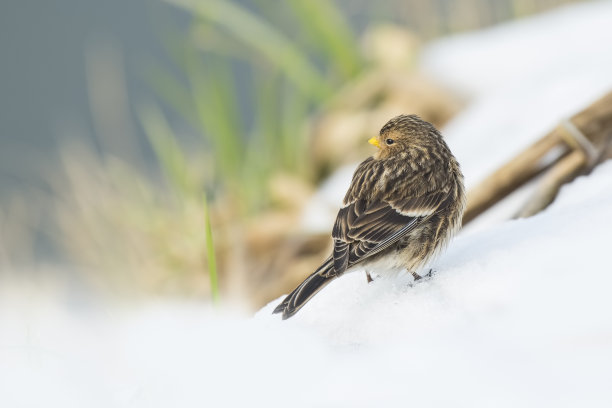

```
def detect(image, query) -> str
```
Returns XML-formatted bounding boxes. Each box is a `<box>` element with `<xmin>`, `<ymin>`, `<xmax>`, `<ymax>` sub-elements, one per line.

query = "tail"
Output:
<box><xmin>272</xmin><ymin>258</ymin><xmax>336</xmax><ymax>320</ymax></box>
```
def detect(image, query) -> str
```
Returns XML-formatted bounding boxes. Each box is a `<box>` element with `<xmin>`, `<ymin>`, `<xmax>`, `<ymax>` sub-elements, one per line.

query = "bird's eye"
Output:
<box><xmin>385</xmin><ymin>138</ymin><xmax>395</xmax><ymax>145</ymax></box>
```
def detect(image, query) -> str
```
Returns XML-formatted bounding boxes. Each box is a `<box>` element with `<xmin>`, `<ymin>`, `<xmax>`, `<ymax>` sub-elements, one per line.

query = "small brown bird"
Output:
<box><xmin>273</xmin><ymin>114</ymin><xmax>465</xmax><ymax>319</ymax></box>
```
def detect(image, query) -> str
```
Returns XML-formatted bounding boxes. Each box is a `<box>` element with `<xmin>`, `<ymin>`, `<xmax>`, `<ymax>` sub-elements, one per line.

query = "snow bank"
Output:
<box><xmin>3</xmin><ymin>161</ymin><xmax>612</xmax><ymax>407</ymax></box>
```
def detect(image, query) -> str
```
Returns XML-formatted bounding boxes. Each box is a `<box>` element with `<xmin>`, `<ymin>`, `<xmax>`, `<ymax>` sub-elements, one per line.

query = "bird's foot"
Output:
<box><xmin>411</xmin><ymin>269</ymin><xmax>434</xmax><ymax>282</ymax></box>
<box><xmin>365</xmin><ymin>271</ymin><xmax>374</xmax><ymax>284</ymax></box>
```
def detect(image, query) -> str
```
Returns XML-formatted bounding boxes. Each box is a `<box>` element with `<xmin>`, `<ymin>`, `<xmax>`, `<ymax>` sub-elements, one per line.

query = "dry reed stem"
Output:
<box><xmin>463</xmin><ymin>91</ymin><xmax>612</xmax><ymax>225</ymax></box>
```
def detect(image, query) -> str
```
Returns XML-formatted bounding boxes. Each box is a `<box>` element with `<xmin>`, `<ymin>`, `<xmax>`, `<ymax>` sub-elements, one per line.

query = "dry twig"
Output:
<box><xmin>464</xmin><ymin>91</ymin><xmax>612</xmax><ymax>224</ymax></box>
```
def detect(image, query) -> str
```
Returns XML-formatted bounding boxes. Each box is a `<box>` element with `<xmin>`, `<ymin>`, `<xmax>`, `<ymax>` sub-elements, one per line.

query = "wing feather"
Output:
<box><xmin>331</xmin><ymin>191</ymin><xmax>447</xmax><ymax>274</ymax></box>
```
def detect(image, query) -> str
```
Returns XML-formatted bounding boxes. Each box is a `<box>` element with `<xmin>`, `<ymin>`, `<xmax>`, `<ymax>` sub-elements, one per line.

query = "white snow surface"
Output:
<box><xmin>4</xmin><ymin>3</ymin><xmax>612</xmax><ymax>407</ymax></box>
<box><xmin>3</xmin><ymin>162</ymin><xmax>612</xmax><ymax>407</ymax></box>
<box><xmin>420</xmin><ymin>0</ymin><xmax>612</xmax><ymax>99</ymax></box>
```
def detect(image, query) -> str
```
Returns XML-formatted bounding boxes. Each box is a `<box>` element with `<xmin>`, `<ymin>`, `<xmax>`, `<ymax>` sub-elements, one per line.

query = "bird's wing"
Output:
<box><xmin>330</xmin><ymin>190</ymin><xmax>447</xmax><ymax>276</ymax></box>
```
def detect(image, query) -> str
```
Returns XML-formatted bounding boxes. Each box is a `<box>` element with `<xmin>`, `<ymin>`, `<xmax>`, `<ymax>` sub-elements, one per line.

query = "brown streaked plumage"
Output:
<box><xmin>273</xmin><ymin>114</ymin><xmax>465</xmax><ymax>320</ymax></box>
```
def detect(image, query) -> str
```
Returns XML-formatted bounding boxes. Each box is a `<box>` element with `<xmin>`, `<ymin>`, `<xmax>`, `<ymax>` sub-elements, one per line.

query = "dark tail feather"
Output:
<box><xmin>273</xmin><ymin>258</ymin><xmax>336</xmax><ymax>320</ymax></box>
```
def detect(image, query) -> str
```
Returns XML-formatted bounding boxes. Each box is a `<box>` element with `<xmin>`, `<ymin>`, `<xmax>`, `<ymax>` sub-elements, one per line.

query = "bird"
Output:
<box><xmin>273</xmin><ymin>114</ymin><xmax>465</xmax><ymax>320</ymax></box>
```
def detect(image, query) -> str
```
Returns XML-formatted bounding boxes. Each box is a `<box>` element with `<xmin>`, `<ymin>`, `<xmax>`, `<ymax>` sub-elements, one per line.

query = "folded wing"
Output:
<box><xmin>330</xmin><ymin>189</ymin><xmax>447</xmax><ymax>277</ymax></box>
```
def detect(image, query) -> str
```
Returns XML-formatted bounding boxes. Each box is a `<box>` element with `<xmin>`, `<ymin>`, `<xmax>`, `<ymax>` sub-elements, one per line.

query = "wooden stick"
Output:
<box><xmin>463</xmin><ymin>90</ymin><xmax>612</xmax><ymax>225</ymax></box>
<box><xmin>462</xmin><ymin>132</ymin><xmax>566</xmax><ymax>224</ymax></box>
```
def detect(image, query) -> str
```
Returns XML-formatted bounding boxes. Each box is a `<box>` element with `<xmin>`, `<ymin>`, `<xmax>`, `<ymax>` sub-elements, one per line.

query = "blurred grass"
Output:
<box><xmin>172</xmin><ymin>0</ymin><xmax>331</xmax><ymax>99</ymax></box>
<box><xmin>146</xmin><ymin>0</ymin><xmax>364</xmax><ymax>216</ymax></box>
<box><xmin>140</xmin><ymin>104</ymin><xmax>196</xmax><ymax>196</ymax></box>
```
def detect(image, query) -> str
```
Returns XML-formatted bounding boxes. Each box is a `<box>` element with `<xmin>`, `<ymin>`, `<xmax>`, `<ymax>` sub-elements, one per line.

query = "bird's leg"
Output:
<box><xmin>412</xmin><ymin>269</ymin><xmax>435</xmax><ymax>281</ymax></box>
<box><xmin>365</xmin><ymin>271</ymin><xmax>374</xmax><ymax>283</ymax></box>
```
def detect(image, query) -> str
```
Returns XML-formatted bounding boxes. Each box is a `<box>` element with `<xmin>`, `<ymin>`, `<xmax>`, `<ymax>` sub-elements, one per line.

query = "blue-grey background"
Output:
<box><xmin>0</xmin><ymin>0</ymin><xmax>170</xmax><ymax>197</ymax></box>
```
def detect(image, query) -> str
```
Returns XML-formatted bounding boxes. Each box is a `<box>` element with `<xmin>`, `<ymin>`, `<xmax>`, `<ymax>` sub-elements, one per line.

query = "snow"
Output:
<box><xmin>4</xmin><ymin>162</ymin><xmax>612</xmax><ymax>407</ymax></box>
<box><xmin>420</xmin><ymin>0</ymin><xmax>612</xmax><ymax>99</ymax></box>
<box><xmin>5</xmin><ymin>2</ymin><xmax>612</xmax><ymax>407</ymax></box>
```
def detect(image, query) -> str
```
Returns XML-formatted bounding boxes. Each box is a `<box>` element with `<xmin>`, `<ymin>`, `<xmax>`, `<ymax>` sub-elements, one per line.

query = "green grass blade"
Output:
<box><xmin>202</xmin><ymin>192</ymin><xmax>219</xmax><ymax>304</ymax></box>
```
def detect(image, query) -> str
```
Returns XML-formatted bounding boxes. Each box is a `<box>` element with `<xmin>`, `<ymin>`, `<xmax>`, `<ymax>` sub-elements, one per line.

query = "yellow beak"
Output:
<box><xmin>368</xmin><ymin>137</ymin><xmax>380</xmax><ymax>148</ymax></box>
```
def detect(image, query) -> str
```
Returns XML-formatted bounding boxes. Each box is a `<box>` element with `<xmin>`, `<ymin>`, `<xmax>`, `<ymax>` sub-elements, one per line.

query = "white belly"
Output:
<box><xmin>350</xmin><ymin>251</ymin><xmax>415</xmax><ymax>279</ymax></box>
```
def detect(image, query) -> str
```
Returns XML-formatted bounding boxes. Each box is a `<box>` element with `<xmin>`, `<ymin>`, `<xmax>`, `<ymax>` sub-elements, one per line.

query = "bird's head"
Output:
<box><xmin>369</xmin><ymin>114</ymin><xmax>441</xmax><ymax>160</ymax></box>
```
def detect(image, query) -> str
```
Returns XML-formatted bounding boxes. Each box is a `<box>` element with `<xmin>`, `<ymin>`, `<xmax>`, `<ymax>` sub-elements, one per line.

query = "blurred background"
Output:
<box><xmin>0</xmin><ymin>0</ymin><xmax>598</xmax><ymax>310</ymax></box>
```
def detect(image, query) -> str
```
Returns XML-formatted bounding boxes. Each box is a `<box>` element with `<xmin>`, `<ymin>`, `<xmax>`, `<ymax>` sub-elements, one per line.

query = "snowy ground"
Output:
<box><xmin>4</xmin><ymin>162</ymin><xmax>612</xmax><ymax>407</ymax></box>
<box><xmin>3</xmin><ymin>2</ymin><xmax>612</xmax><ymax>407</ymax></box>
